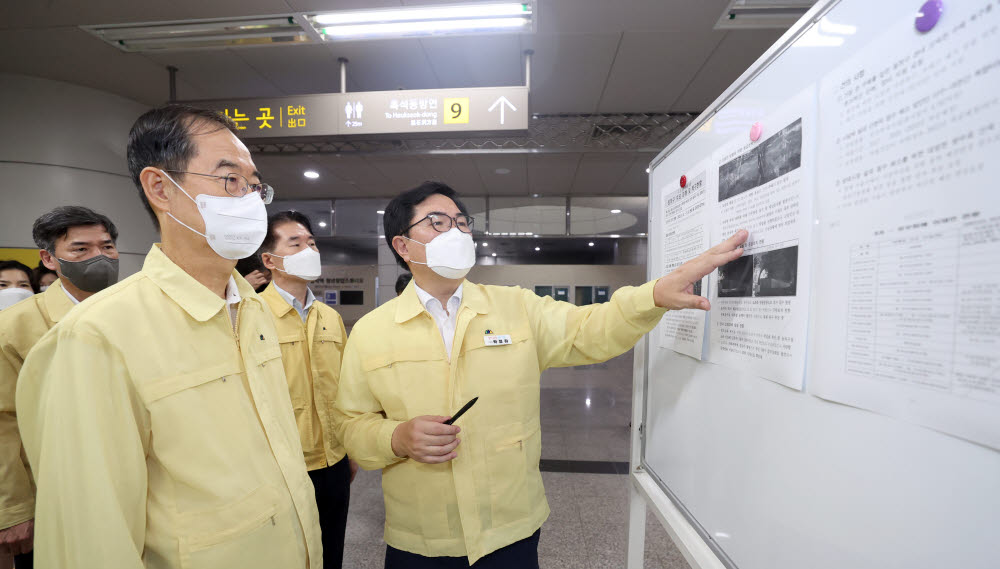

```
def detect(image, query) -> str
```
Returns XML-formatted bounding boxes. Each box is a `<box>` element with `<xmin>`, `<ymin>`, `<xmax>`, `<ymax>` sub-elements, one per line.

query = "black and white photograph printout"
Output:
<box><xmin>658</xmin><ymin>160</ymin><xmax>712</xmax><ymax>359</ymax></box>
<box><xmin>707</xmin><ymin>86</ymin><xmax>817</xmax><ymax>390</ymax></box>
<box><xmin>808</xmin><ymin>0</ymin><xmax>1000</xmax><ymax>450</ymax></box>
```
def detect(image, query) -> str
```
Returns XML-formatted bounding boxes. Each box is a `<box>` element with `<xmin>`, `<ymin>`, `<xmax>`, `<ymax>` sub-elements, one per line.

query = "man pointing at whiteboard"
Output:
<box><xmin>336</xmin><ymin>181</ymin><xmax>747</xmax><ymax>568</ymax></box>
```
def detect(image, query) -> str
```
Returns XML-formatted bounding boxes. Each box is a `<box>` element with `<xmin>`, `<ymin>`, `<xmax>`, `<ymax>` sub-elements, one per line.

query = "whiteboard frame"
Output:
<box><xmin>627</xmin><ymin>1</ymin><xmax>840</xmax><ymax>567</ymax></box>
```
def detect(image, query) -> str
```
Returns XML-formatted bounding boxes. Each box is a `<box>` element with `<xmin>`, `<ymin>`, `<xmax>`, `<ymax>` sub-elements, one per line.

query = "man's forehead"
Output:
<box><xmin>277</xmin><ymin>221</ymin><xmax>312</xmax><ymax>238</ymax></box>
<box><xmin>189</xmin><ymin>126</ymin><xmax>256</xmax><ymax>170</ymax></box>
<box><xmin>414</xmin><ymin>195</ymin><xmax>460</xmax><ymax>215</ymax></box>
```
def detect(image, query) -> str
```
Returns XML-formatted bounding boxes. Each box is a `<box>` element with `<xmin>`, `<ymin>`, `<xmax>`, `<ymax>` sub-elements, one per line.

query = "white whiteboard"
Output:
<box><xmin>642</xmin><ymin>2</ymin><xmax>1000</xmax><ymax>569</ymax></box>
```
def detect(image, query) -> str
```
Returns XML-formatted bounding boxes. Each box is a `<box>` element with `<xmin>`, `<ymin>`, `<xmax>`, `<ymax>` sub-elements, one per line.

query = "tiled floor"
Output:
<box><xmin>343</xmin><ymin>350</ymin><xmax>688</xmax><ymax>568</ymax></box>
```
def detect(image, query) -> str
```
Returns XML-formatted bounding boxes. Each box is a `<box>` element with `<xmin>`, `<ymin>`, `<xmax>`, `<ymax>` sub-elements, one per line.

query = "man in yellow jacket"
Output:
<box><xmin>258</xmin><ymin>210</ymin><xmax>355</xmax><ymax>569</ymax></box>
<box><xmin>0</xmin><ymin>205</ymin><xmax>120</xmax><ymax>566</ymax></box>
<box><xmin>16</xmin><ymin>105</ymin><xmax>321</xmax><ymax>569</ymax></box>
<box><xmin>336</xmin><ymin>181</ymin><xmax>747</xmax><ymax>567</ymax></box>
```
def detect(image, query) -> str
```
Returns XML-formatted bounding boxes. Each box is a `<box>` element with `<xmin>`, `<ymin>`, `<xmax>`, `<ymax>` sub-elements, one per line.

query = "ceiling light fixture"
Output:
<box><xmin>610</xmin><ymin>209</ymin><xmax>622</xmax><ymax>214</ymax></box>
<box><xmin>482</xmin><ymin>242</ymin><xmax>488</xmax><ymax>247</ymax></box>
<box><xmin>534</xmin><ymin>247</ymin><xmax>540</xmax><ymax>251</ymax></box>
<box><xmin>588</xmin><ymin>242</ymin><xmax>595</xmax><ymax>247</ymax></box>
<box><xmin>304</xmin><ymin>170</ymin><xmax>320</xmax><ymax>179</ymax></box>
<box><xmin>312</xmin><ymin>2</ymin><xmax>533</xmax><ymax>41</ymax></box>
<box><xmin>82</xmin><ymin>16</ymin><xmax>311</xmax><ymax>52</ymax></box>
<box><xmin>609</xmin><ymin>234</ymin><xmax>621</xmax><ymax>238</ymax></box>
<box><xmin>491</xmin><ymin>252</ymin><xmax>497</xmax><ymax>257</ymax></box>
<box><xmin>377</xmin><ymin>210</ymin><xmax>385</xmax><ymax>214</ymax></box>
<box><xmin>318</xmin><ymin>221</ymin><xmax>328</xmax><ymax>227</ymax></box>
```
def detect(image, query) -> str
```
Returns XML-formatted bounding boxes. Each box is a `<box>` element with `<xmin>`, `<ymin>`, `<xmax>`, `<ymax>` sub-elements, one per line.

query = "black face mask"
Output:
<box><xmin>57</xmin><ymin>255</ymin><xmax>119</xmax><ymax>293</ymax></box>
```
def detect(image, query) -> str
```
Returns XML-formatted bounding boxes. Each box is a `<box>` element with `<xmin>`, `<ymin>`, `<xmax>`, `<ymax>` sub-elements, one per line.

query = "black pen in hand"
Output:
<box><xmin>444</xmin><ymin>397</ymin><xmax>478</xmax><ymax>425</ymax></box>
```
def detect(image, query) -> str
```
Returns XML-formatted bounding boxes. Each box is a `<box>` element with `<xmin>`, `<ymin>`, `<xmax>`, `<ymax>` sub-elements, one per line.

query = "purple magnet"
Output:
<box><xmin>915</xmin><ymin>0</ymin><xmax>943</xmax><ymax>33</ymax></box>
<box><xmin>749</xmin><ymin>122</ymin><xmax>763</xmax><ymax>142</ymax></box>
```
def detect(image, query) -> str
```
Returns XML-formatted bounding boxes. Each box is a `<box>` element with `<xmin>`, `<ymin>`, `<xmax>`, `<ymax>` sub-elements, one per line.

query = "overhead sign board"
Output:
<box><xmin>194</xmin><ymin>86</ymin><xmax>528</xmax><ymax>138</ymax></box>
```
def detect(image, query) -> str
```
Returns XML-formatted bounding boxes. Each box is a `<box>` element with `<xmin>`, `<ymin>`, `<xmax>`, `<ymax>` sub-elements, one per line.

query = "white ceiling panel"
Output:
<box><xmin>527</xmin><ymin>153</ymin><xmax>581</xmax><ymax>195</ymax></box>
<box><xmin>234</xmin><ymin>44</ymin><xmax>342</xmax><ymax>96</ymax></box>
<box><xmin>285</xmin><ymin>0</ymin><xmax>401</xmax><ymax>11</ymax></box>
<box><xmin>311</xmin><ymin>154</ymin><xmax>392</xmax><ymax>193</ymax></box>
<box><xmin>670</xmin><ymin>28</ymin><xmax>785</xmax><ymax>112</ymax></box>
<box><xmin>326</xmin><ymin>39</ymin><xmax>439</xmax><ymax>91</ymax></box>
<box><xmin>570</xmin><ymin>152</ymin><xmax>634</xmax><ymax>194</ymax></box>
<box><xmin>535</xmin><ymin>0</ymin><xmax>728</xmax><ymax>34</ymax></box>
<box><xmin>366</xmin><ymin>155</ymin><xmax>434</xmax><ymax>191</ymax></box>
<box><xmin>146</xmin><ymin>50</ymin><xmax>285</xmax><ymax>101</ymax></box>
<box><xmin>611</xmin><ymin>155</ymin><xmax>654</xmax><ymax>195</ymax></box>
<box><xmin>520</xmin><ymin>33</ymin><xmax>620</xmax><ymax>114</ymax></box>
<box><xmin>420</xmin><ymin>35</ymin><xmax>523</xmax><ymax>88</ymax></box>
<box><xmin>598</xmin><ymin>29</ymin><xmax>725</xmax><ymax>113</ymax></box>
<box><xmin>419</xmin><ymin>155</ymin><xmax>487</xmax><ymax>194</ymax></box>
<box><xmin>474</xmin><ymin>154</ymin><xmax>528</xmax><ymax>195</ymax></box>
<box><xmin>0</xmin><ymin>27</ymin><xmax>170</xmax><ymax>105</ymax></box>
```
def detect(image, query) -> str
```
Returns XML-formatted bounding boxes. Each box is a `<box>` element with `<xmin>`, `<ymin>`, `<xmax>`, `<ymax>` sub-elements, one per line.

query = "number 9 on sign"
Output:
<box><xmin>443</xmin><ymin>98</ymin><xmax>470</xmax><ymax>124</ymax></box>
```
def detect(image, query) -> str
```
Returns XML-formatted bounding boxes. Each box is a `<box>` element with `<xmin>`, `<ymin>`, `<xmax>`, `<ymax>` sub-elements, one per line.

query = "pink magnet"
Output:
<box><xmin>680</xmin><ymin>175</ymin><xmax>687</xmax><ymax>188</ymax></box>
<box><xmin>915</xmin><ymin>0</ymin><xmax>943</xmax><ymax>33</ymax></box>
<box><xmin>750</xmin><ymin>122</ymin><xmax>763</xmax><ymax>142</ymax></box>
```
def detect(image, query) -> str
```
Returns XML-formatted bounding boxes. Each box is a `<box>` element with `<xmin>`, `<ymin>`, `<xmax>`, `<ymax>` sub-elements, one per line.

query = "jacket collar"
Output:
<box><xmin>394</xmin><ymin>278</ymin><xmax>488</xmax><ymax>324</ymax></box>
<box><xmin>260</xmin><ymin>282</ymin><xmax>294</xmax><ymax>318</ymax></box>
<box><xmin>142</xmin><ymin>244</ymin><xmax>258</xmax><ymax>322</ymax></box>
<box><xmin>41</xmin><ymin>279</ymin><xmax>76</xmax><ymax>323</ymax></box>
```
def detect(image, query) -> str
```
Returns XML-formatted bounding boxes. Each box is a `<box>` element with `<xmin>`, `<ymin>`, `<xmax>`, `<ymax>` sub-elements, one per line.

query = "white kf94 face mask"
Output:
<box><xmin>270</xmin><ymin>247</ymin><xmax>322</xmax><ymax>281</ymax></box>
<box><xmin>162</xmin><ymin>171</ymin><xmax>268</xmax><ymax>261</ymax></box>
<box><xmin>405</xmin><ymin>227</ymin><xmax>476</xmax><ymax>279</ymax></box>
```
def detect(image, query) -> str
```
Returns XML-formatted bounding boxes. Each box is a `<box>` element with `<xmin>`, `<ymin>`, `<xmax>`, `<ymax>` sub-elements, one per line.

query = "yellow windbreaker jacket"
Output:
<box><xmin>16</xmin><ymin>245</ymin><xmax>322</xmax><ymax>569</ymax></box>
<box><xmin>336</xmin><ymin>279</ymin><xmax>666</xmax><ymax>563</ymax></box>
<box><xmin>0</xmin><ymin>280</ymin><xmax>76</xmax><ymax>530</ymax></box>
<box><xmin>260</xmin><ymin>283</ymin><xmax>347</xmax><ymax>470</ymax></box>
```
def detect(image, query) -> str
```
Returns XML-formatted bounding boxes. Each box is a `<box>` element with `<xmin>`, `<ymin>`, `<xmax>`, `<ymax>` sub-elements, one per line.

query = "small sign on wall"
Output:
<box><xmin>324</xmin><ymin>290</ymin><xmax>338</xmax><ymax>306</ymax></box>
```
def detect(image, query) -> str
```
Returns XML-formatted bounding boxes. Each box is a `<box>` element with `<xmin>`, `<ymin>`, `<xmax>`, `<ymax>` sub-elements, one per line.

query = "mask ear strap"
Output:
<box><xmin>167</xmin><ymin>212</ymin><xmax>208</xmax><ymax>238</ymax></box>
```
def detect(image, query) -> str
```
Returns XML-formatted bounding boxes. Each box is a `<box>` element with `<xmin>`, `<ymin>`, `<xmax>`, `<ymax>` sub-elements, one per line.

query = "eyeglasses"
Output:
<box><xmin>404</xmin><ymin>212</ymin><xmax>474</xmax><ymax>234</ymax></box>
<box><xmin>165</xmin><ymin>170</ymin><xmax>274</xmax><ymax>204</ymax></box>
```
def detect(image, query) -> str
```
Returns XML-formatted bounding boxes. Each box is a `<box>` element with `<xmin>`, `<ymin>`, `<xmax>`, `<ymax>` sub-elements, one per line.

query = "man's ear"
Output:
<box><xmin>391</xmin><ymin>235</ymin><xmax>411</xmax><ymax>264</ymax></box>
<box><xmin>140</xmin><ymin>167</ymin><xmax>172</xmax><ymax>216</ymax></box>
<box><xmin>39</xmin><ymin>249</ymin><xmax>58</xmax><ymax>272</ymax></box>
<box><xmin>261</xmin><ymin>252</ymin><xmax>278</xmax><ymax>271</ymax></box>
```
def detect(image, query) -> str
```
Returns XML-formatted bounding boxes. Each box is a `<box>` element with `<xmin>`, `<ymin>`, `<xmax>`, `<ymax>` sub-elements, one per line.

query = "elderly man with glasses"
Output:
<box><xmin>335</xmin><ymin>181</ymin><xmax>748</xmax><ymax>568</ymax></box>
<box><xmin>16</xmin><ymin>105</ymin><xmax>321</xmax><ymax>569</ymax></box>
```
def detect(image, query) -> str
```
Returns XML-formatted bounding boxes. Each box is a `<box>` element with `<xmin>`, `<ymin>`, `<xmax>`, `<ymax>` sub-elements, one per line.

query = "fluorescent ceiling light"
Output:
<box><xmin>314</xmin><ymin>3</ymin><xmax>529</xmax><ymax>25</ymax></box>
<box><xmin>610</xmin><ymin>209</ymin><xmax>622</xmax><ymax>214</ymax></box>
<box><xmin>311</xmin><ymin>2</ymin><xmax>533</xmax><ymax>41</ymax></box>
<box><xmin>320</xmin><ymin>17</ymin><xmax>529</xmax><ymax>40</ymax></box>
<box><xmin>303</xmin><ymin>170</ymin><xmax>320</xmax><ymax>179</ymax></box>
<box><xmin>376</xmin><ymin>210</ymin><xmax>385</xmax><ymax>214</ymax></box>
<box><xmin>588</xmin><ymin>242</ymin><xmax>594</xmax><ymax>247</ymax></box>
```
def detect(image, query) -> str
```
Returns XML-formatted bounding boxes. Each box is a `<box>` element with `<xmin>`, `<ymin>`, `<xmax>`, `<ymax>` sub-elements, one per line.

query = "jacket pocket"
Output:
<box><xmin>485</xmin><ymin>421</ymin><xmax>540</xmax><ymax>528</ymax></box>
<box><xmin>179</xmin><ymin>486</ymin><xmax>301</xmax><ymax>569</ymax></box>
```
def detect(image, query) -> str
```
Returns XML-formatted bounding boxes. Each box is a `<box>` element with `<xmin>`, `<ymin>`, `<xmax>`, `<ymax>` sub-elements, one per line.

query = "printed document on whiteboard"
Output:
<box><xmin>706</xmin><ymin>86</ymin><xmax>817</xmax><ymax>390</ymax></box>
<box><xmin>808</xmin><ymin>2</ymin><xmax>1000</xmax><ymax>449</ymax></box>
<box><xmin>658</xmin><ymin>160</ymin><xmax>711</xmax><ymax>359</ymax></box>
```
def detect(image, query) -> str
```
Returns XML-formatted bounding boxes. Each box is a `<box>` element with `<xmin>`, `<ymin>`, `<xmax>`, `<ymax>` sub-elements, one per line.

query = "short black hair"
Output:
<box><xmin>260</xmin><ymin>210</ymin><xmax>315</xmax><ymax>255</ymax></box>
<box><xmin>394</xmin><ymin>273</ymin><xmax>412</xmax><ymax>296</ymax></box>
<box><xmin>383</xmin><ymin>181</ymin><xmax>469</xmax><ymax>270</ymax></box>
<box><xmin>31</xmin><ymin>206</ymin><xmax>119</xmax><ymax>253</ymax></box>
<box><xmin>0</xmin><ymin>260</ymin><xmax>33</xmax><ymax>283</ymax></box>
<box><xmin>127</xmin><ymin>104</ymin><xmax>239</xmax><ymax>230</ymax></box>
